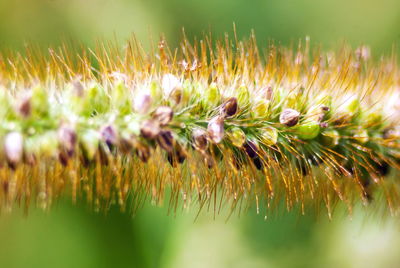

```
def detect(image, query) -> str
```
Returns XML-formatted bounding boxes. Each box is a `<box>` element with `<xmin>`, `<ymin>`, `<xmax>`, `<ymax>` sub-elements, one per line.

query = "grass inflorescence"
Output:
<box><xmin>0</xmin><ymin>33</ymin><xmax>399</xmax><ymax>217</ymax></box>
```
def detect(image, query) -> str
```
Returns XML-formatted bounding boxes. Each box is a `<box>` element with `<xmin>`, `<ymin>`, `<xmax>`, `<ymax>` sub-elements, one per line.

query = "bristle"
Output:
<box><xmin>0</xmin><ymin>34</ymin><xmax>399</xmax><ymax>217</ymax></box>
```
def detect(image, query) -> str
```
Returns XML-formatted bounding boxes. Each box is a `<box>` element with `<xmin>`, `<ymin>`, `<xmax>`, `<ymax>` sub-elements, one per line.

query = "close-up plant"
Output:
<box><xmin>0</xmin><ymin>0</ymin><xmax>399</xmax><ymax>267</ymax></box>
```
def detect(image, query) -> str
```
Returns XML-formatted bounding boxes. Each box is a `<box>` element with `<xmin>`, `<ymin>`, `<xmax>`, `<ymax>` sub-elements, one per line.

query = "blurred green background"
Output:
<box><xmin>1</xmin><ymin>0</ymin><xmax>400</xmax><ymax>267</ymax></box>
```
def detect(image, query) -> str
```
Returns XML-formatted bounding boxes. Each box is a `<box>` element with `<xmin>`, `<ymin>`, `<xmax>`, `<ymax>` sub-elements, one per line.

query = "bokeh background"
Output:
<box><xmin>0</xmin><ymin>0</ymin><xmax>400</xmax><ymax>267</ymax></box>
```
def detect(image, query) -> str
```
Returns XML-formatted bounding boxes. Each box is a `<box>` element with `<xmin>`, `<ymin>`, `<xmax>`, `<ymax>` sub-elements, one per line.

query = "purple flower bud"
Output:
<box><xmin>156</xmin><ymin>130</ymin><xmax>174</xmax><ymax>152</ymax></box>
<box><xmin>18</xmin><ymin>95</ymin><xmax>31</xmax><ymax>118</ymax></box>
<box><xmin>220</xmin><ymin>97</ymin><xmax>238</xmax><ymax>118</ymax></box>
<box><xmin>4</xmin><ymin>132</ymin><xmax>24</xmax><ymax>168</ymax></box>
<box><xmin>279</xmin><ymin>108</ymin><xmax>300</xmax><ymax>127</ymax></box>
<box><xmin>207</xmin><ymin>116</ymin><xmax>224</xmax><ymax>143</ymax></box>
<box><xmin>140</xmin><ymin>120</ymin><xmax>160</xmax><ymax>140</ymax></box>
<box><xmin>153</xmin><ymin>106</ymin><xmax>174</xmax><ymax>126</ymax></box>
<box><xmin>58</xmin><ymin>126</ymin><xmax>77</xmax><ymax>157</ymax></box>
<box><xmin>133</xmin><ymin>93</ymin><xmax>152</xmax><ymax>114</ymax></box>
<box><xmin>192</xmin><ymin>128</ymin><xmax>208</xmax><ymax>151</ymax></box>
<box><xmin>100</xmin><ymin>125</ymin><xmax>118</xmax><ymax>149</ymax></box>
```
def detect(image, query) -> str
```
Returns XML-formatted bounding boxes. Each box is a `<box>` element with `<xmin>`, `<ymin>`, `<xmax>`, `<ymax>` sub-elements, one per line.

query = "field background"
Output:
<box><xmin>0</xmin><ymin>0</ymin><xmax>400</xmax><ymax>267</ymax></box>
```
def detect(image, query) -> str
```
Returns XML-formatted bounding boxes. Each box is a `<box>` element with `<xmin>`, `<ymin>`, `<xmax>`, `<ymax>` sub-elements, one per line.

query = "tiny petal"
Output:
<box><xmin>280</xmin><ymin>108</ymin><xmax>300</xmax><ymax>127</ymax></box>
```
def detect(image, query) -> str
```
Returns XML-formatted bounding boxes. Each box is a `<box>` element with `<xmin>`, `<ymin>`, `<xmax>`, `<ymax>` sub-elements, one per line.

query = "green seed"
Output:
<box><xmin>260</xmin><ymin>127</ymin><xmax>278</xmax><ymax>146</ymax></box>
<box><xmin>295</xmin><ymin>121</ymin><xmax>320</xmax><ymax>140</ymax></box>
<box><xmin>229</xmin><ymin>127</ymin><xmax>246</xmax><ymax>147</ymax></box>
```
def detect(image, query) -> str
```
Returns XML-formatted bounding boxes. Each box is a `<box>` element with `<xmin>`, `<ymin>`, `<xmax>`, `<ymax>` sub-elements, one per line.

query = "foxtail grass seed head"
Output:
<box><xmin>0</xmin><ymin>35</ymin><xmax>398</xmax><ymax>218</ymax></box>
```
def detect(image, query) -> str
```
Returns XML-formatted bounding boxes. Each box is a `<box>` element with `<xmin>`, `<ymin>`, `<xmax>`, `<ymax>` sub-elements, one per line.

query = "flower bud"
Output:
<box><xmin>133</xmin><ymin>92</ymin><xmax>152</xmax><ymax>114</ymax></box>
<box><xmin>280</xmin><ymin>108</ymin><xmax>300</xmax><ymax>127</ymax></box>
<box><xmin>58</xmin><ymin>126</ymin><xmax>77</xmax><ymax>165</ymax></box>
<box><xmin>207</xmin><ymin>116</ymin><xmax>224</xmax><ymax>143</ymax></box>
<box><xmin>260</xmin><ymin>127</ymin><xmax>278</xmax><ymax>146</ymax></box>
<box><xmin>156</xmin><ymin>130</ymin><xmax>174</xmax><ymax>152</ymax></box>
<box><xmin>192</xmin><ymin>128</ymin><xmax>208</xmax><ymax>151</ymax></box>
<box><xmin>220</xmin><ymin>97</ymin><xmax>238</xmax><ymax>118</ymax></box>
<box><xmin>80</xmin><ymin>130</ymin><xmax>100</xmax><ymax>161</ymax></box>
<box><xmin>243</xmin><ymin>140</ymin><xmax>258</xmax><ymax>159</ymax></box>
<box><xmin>31</xmin><ymin>85</ymin><xmax>49</xmax><ymax>117</ymax></box>
<box><xmin>4</xmin><ymin>132</ymin><xmax>24</xmax><ymax>168</ymax></box>
<box><xmin>18</xmin><ymin>95</ymin><xmax>31</xmax><ymax>118</ymax></box>
<box><xmin>229</xmin><ymin>127</ymin><xmax>246</xmax><ymax>147</ymax></box>
<box><xmin>140</xmin><ymin>120</ymin><xmax>160</xmax><ymax>140</ymax></box>
<box><xmin>100</xmin><ymin>125</ymin><xmax>118</xmax><ymax>149</ymax></box>
<box><xmin>153</xmin><ymin>106</ymin><xmax>174</xmax><ymax>126</ymax></box>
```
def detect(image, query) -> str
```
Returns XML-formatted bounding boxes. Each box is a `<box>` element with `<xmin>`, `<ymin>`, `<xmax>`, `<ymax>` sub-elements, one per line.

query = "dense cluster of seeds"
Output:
<box><xmin>0</xmin><ymin>35</ymin><xmax>399</xmax><ymax>217</ymax></box>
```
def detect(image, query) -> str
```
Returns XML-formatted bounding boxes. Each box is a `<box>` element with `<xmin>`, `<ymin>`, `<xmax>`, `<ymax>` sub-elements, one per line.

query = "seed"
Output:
<box><xmin>140</xmin><ymin>120</ymin><xmax>160</xmax><ymax>140</ymax></box>
<box><xmin>100</xmin><ymin>125</ymin><xmax>118</xmax><ymax>149</ymax></box>
<box><xmin>58</xmin><ymin>125</ymin><xmax>77</xmax><ymax>157</ymax></box>
<box><xmin>80</xmin><ymin>130</ymin><xmax>100</xmax><ymax>161</ymax></box>
<box><xmin>207</xmin><ymin>116</ymin><xmax>224</xmax><ymax>143</ymax></box>
<box><xmin>157</xmin><ymin>130</ymin><xmax>174</xmax><ymax>152</ymax></box>
<box><xmin>133</xmin><ymin>92</ymin><xmax>152</xmax><ymax>114</ymax></box>
<box><xmin>260</xmin><ymin>127</ymin><xmax>278</xmax><ymax>146</ymax></box>
<box><xmin>192</xmin><ymin>128</ymin><xmax>208</xmax><ymax>151</ymax></box>
<box><xmin>321</xmin><ymin>130</ymin><xmax>340</xmax><ymax>147</ymax></box>
<box><xmin>4</xmin><ymin>132</ymin><xmax>24</xmax><ymax>169</ymax></box>
<box><xmin>295</xmin><ymin>121</ymin><xmax>320</xmax><ymax>140</ymax></box>
<box><xmin>253</xmin><ymin>99</ymin><xmax>270</xmax><ymax>118</ymax></box>
<box><xmin>153</xmin><ymin>106</ymin><xmax>174</xmax><ymax>126</ymax></box>
<box><xmin>229</xmin><ymin>127</ymin><xmax>246</xmax><ymax>147</ymax></box>
<box><xmin>353</xmin><ymin>128</ymin><xmax>369</xmax><ymax>144</ymax></box>
<box><xmin>221</xmin><ymin>97</ymin><xmax>238</xmax><ymax>117</ymax></box>
<box><xmin>18</xmin><ymin>95</ymin><xmax>31</xmax><ymax>118</ymax></box>
<box><xmin>243</xmin><ymin>140</ymin><xmax>258</xmax><ymax>159</ymax></box>
<box><xmin>135</xmin><ymin>143</ymin><xmax>151</xmax><ymax>163</ymax></box>
<box><xmin>279</xmin><ymin>108</ymin><xmax>300</xmax><ymax>127</ymax></box>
